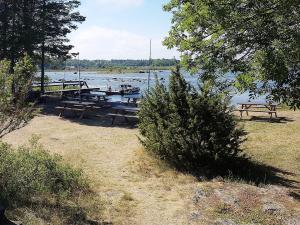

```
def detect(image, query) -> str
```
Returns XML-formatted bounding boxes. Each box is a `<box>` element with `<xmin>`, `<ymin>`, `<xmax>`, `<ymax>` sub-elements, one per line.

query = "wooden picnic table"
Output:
<box><xmin>112</xmin><ymin>105</ymin><xmax>140</xmax><ymax>113</ymax></box>
<box><xmin>122</xmin><ymin>94</ymin><xmax>142</xmax><ymax>106</ymax></box>
<box><xmin>108</xmin><ymin>105</ymin><xmax>140</xmax><ymax>125</ymax></box>
<box><xmin>58</xmin><ymin>100</ymin><xmax>96</xmax><ymax>119</ymax></box>
<box><xmin>237</xmin><ymin>102</ymin><xmax>278</xmax><ymax>118</ymax></box>
<box><xmin>80</xmin><ymin>92</ymin><xmax>108</xmax><ymax>103</ymax></box>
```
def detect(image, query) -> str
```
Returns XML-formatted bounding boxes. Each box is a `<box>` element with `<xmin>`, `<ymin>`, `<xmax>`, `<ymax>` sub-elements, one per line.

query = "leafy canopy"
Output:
<box><xmin>164</xmin><ymin>0</ymin><xmax>300</xmax><ymax>108</ymax></box>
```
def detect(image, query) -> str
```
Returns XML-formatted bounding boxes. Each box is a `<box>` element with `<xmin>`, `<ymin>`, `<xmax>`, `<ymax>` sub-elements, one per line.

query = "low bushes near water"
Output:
<box><xmin>138</xmin><ymin>67</ymin><xmax>246</xmax><ymax>173</ymax></box>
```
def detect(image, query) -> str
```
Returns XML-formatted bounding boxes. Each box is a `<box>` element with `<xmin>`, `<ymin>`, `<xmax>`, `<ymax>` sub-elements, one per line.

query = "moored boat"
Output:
<box><xmin>119</xmin><ymin>84</ymin><xmax>140</xmax><ymax>95</ymax></box>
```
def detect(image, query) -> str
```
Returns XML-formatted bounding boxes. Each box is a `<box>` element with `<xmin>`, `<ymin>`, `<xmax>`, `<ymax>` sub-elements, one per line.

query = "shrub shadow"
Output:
<box><xmin>14</xmin><ymin>198</ymin><xmax>113</xmax><ymax>225</ymax></box>
<box><xmin>176</xmin><ymin>155</ymin><xmax>299</xmax><ymax>196</ymax></box>
<box><xmin>241</xmin><ymin>116</ymin><xmax>294</xmax><ymax>124</ymax></box>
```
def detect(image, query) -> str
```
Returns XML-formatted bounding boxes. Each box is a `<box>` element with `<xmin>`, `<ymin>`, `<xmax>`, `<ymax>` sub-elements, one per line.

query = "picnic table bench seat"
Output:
<box><xmin>235</xmin><ymin>108</ymin><xmax>278</xmax><ymax>118</ymax></box>
<box><xmin>107</xmin><ymin>113</ymin><xmax>138</xmax><ymax>125</ymax></box>
<box><xmin>57</xmin><ymin>101</ymin><xmax>96</xmax><ymax>119</ymax></box>
<box><xmin>56</xmin><ymin>106</ymin><xmax>87</xmax><ymax>119</ymax></box>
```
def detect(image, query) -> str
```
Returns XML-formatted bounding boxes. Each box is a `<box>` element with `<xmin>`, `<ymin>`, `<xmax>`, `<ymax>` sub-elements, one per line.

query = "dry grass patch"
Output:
<box><xmin>241</xmin><ymin>110</ymin><xmax>300</xmax><ymax>192</ymax></box>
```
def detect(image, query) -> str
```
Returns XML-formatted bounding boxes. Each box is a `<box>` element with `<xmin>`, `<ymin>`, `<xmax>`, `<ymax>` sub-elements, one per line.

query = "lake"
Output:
<box><xmin>45</xmin><ymin>70</ymin><xmax>264</xmax><ymax>104</ymax></box>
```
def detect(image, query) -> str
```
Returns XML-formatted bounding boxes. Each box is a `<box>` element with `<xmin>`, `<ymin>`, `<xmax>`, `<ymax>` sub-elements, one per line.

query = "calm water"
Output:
<box><xmin>45</xmin><ymin>70</ymin><xmax>264</xmax><ymax>104</ymax></box>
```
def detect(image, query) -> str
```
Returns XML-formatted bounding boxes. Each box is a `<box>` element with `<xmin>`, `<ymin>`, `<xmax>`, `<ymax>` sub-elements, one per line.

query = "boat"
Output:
<box><xmin>119</xmin><ymin>84</ymin><xmax>140</xmax><ymax>95</ymax></box>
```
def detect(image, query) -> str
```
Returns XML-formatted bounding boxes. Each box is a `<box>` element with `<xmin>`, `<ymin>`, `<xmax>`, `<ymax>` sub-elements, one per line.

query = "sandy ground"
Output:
<box><xmin>3</xmin><ymin>114</ymin><xmax>198</xmax><ymax>225</ymax></box>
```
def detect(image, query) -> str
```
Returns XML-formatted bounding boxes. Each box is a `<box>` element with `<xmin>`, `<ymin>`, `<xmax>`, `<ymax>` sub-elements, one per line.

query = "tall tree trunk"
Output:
<box><xmin>40</xmin><ymin>0</ymin><xmax>46</xmax><ymax>94</ymax></box>
<box><xmin>41</xmin><ymin>41</ymin><xmax>45</xmax><ymax>94</ymax></box>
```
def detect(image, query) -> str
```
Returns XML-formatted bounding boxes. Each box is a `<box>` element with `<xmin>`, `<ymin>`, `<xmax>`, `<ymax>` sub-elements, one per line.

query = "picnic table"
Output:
<box><xmin>80</xmin><ymin>92</ymin><xmax>108</xmax><ymax>103</ymax></box>
<box><xmin>108</xmin><ymin>105</ymin><xmax>140</xmax><ymax>125</ymax></box>
<box><xmin>237</xmin><ymin>102</ymin><xmax>278</xmax><ymax>118</ymax></box>
<box><xmin>58</xmin><ymin>100</ymin><xmax>96</xmax><ymax>119</ymax></box>
<box><xmin>122</xmin><ymin>94</ymin><xmax>142</xmax><ymax>106</ymax></box>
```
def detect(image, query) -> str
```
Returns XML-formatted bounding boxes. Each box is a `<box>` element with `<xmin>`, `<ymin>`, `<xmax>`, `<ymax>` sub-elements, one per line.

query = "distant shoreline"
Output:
<box><xmin>44</xmin><ymin>66</ymin><xmax>174</xmax><ymax>74</ymax></box>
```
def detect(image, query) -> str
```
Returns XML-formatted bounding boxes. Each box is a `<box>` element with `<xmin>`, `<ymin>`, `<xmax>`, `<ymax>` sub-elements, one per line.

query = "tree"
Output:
<box><xmin>37</xmin><ymin>0</ymin><xmax>85</xmax><ymax>93</ymax></box>
<box><xmin>0</xmin><ymin>1</ymin><xmax>40</xmax><ymax>67</ymax></box>
<box><xmin>0</xmin><ymin>0</ymin><xmax>85</xmax><ymax>92</ymax></box>
<box><xmin>164</xmin><ymin>0</ymin><xmax>300</xmax><ymax>109</ymax></box>
<box><xmin>138</xmin><ymin>67</ymin><xmax>245</xmax><ymax>171</ymax></box>
<box><xmin>0</xmin><ymin>55</ymin><xmax>35</xmax><ymax>138</ymax></box>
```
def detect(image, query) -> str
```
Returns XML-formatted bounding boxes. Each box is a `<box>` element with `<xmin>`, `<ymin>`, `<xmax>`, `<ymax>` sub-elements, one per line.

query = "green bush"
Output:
<box><xmin>138</xmin><ymin>67</ymin><xmax>246</xmax><ymax>171</ymax></box>
<box><xmin>0</xmin><ymin>137</ymin><xmax>87</xmax><ymax>207</ymax></box>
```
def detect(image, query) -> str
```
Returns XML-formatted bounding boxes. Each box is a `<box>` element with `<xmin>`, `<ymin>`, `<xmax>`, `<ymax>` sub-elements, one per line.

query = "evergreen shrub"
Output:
<box><xmin>138</xmin><ymin>67</ymin><xmax>246</xmax><ymax>171</ymax></box>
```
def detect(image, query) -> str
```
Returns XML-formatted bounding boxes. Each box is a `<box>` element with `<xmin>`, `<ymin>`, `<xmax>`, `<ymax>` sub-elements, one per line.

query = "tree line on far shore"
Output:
<box><xmin>44</xmin><ymin>58</ymin><xmax>179</xmax><ymax>70</ymax></box>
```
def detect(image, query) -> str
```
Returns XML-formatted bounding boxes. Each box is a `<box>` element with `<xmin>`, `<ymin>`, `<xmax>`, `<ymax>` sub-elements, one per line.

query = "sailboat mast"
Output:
<box><xmin>147</xmin><ymin>39</ymin><xmax>152</xmax><ymax>92</ymax></box>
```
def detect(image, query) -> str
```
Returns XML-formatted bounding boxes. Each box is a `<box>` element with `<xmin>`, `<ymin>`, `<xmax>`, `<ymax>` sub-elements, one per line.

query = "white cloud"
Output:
<box><xmin>69</xmin><ymin>26</ymin><xmax>179</xmax><ymax>60</ymax></box>
<box><xmin>93</xmin><ymin>0</ymin><xmax>144</xmax><ymax>9</ymax></box>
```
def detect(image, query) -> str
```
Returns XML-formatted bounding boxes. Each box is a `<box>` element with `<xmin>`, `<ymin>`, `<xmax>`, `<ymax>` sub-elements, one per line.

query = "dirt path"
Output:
<box><xmin>3</xmin><ymin>115</ymin><xmax>198</xmax><ymax>225</ymax></box>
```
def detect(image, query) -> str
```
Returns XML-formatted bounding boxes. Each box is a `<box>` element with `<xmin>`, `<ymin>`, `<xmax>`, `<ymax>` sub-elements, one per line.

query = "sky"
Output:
<box><xmin>69</xmin><ymin>0</ymin><xmax>180</xmax><ymax>60</ymax></box>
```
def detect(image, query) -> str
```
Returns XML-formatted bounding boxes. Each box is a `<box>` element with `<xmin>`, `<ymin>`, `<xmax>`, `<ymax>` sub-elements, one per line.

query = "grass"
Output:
<box><xmin>2</xmin><ymin>109</ymin><xmax>300</xmax><ymax>224</ymax></box>
<box><xmin>241</xmin><ymin>110</ymin><xmax>300</xmax><ymax>189</ymax></box>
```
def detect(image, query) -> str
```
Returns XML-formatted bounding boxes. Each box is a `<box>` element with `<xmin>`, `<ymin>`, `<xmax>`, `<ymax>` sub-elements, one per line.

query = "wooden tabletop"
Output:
<box><xmin>112</xmin><ymin>105</ymin><xmax>140</xmax><ymax>112</ymax></box>
<box><xmin>81</xmin><ymin>92</ymin><xmax>107</xmax><ymax>97</ymax></box>
<box><xmin>238</xmin><ymin>102</ymin><xmax>278</xmax><ymax>106</ymax></box>
<box><xmin>61</xmin><ymin>101</ymin><xmax>96</xmax><ymax>106</ymax></box>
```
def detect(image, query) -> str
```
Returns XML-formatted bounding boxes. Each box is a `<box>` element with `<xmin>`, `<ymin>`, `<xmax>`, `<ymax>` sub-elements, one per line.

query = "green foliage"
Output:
<box><xmin>138</xmin><ymin>67</ymin><xmax>246</xmax><ymax>171</ymax></box>
<box><xmin>0</xmin><ymin>55</ymin><xmax>36</xmax><ymax>138</ymax></box>
<box><xmin>0</xmin><ymin>136</ymin><xmax>87</xmax><ymax>208</ymax></box>
<box><xmin>164</xmin><ymin>0</ymin><xmax>300</xmax><ymax>109</ymax></box>
<box><xmin>44</xmin><ymin>58</ymin><xmax>179</xmax><ymax>70</ymax></box>
<box><xmin>0</xmin><ymin>0</ymin><xmax>85</xmax><ymax>62</ymax></box>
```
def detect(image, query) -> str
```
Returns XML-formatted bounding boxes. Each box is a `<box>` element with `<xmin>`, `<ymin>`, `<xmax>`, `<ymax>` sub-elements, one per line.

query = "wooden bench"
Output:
<box><xmin>107</xmin><ymin>113</ymin><xmax>138</xmax><ymax>125</ymax></box>
<box><xmin>236</xmin><ymin>109</ymin><xmax>278</xmax><ymax>118</ymax></box>
<box><xmin>56</xmin><ymin>106</ymin><xmax>89</xmax><ymax>119</ymax></box>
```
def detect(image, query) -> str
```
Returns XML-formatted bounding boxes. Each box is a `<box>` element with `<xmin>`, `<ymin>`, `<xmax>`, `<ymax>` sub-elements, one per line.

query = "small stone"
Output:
<box><xmin>193</xmin><ymin>188</ymin><xmax>206</xmax><ymax>203</ymax></box>
<box><xmin>215</xmin><ymin>218</ymin><xmax>237</xmax><ymax>225</ymax></box>
<box><xmin>190</xmin><ymin>212</ymin><xmax>202</xmax><ymax>221</ymax></box>
<box><xmin>284</xmin><ymin>217</ymin><xmax>300</xmax><ymax>225</ymax></box>
<box><xmin>214</xmin><ymin>189</ymin><xmax>239</xmax><ymax>207</ymax></box>
<box><xmin>262</xmin><ymin>201</ymin><xmax>285</xmax><ymax>215</ymax></box>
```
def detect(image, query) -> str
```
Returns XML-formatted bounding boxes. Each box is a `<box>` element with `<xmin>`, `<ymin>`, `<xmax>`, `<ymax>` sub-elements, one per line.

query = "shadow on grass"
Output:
<box><xmin>174</xmin><ymin>156</ymin><xmax>299</xmax><ymax>196</ymax></box>
<box><xmin>241</xmin><ymin>116</ymin><xmax>294</xmax><ymax>124</ymax></box>
<box><xmin>38</xmin><ymin>97</ymin><xmax>138</xmax><ymax>129</ymax></box>
<box><xmin>10</xmin><ymin>198</ymin><xmax>113</xmax><ymax>225</ymax></box>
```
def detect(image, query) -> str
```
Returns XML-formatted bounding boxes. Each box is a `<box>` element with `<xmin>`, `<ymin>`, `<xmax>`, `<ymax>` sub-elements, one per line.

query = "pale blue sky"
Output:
<box><xmin>70</xmin><ymin>0</ymin><xmax>179</xmax><ymax>60</ymax></box>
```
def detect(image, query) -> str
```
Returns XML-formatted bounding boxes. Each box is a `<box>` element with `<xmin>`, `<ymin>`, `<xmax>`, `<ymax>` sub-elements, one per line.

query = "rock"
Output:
<box><xmin>262</xmin><ymin>201</ymin><xmax>285</xmax><ymax>215</ymax></box>
<box><xmin>189</xmin><ymin>212</ymin><xmax>202</xmax><ymax>221</ymax></box>
<box><xmin>193</xmin><ymin>188</ymin><xmax>206</xmax><ymax>203</ymax></box>
<box><xmin>285</xmin><ymin>217</ymin><xmax>300</xmax><ymax>225</ymax></box>
<box><xmin>215</xmin><ymin>218</ymin><xmax>238</xmax><ymax>225</ymax></box>
<box><xmin>214</xmin><ymin>189</ymin><xmax>239</xmax><ymax>207</ymax></box>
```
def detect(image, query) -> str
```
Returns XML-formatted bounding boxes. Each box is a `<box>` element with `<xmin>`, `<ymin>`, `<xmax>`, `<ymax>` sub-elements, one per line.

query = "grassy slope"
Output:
<box><xmin>2</xmin><ymin>110</ymin><xmax>300</xmax><ymax>225</ymax></box>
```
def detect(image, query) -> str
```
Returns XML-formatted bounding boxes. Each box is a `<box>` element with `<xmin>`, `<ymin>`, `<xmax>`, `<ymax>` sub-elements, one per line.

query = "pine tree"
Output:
<box><xmin>37</xmin><ymin>0</ymin><xmax>85</xmax><ymax>93</ymax></box>
<box><xmin>139</xmin><ymin>66</ymin><xmax>246</xmax><ymax>171</ymax></box>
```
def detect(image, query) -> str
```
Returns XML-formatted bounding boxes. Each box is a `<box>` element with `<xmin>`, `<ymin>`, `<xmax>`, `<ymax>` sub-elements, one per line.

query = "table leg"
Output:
<box><xmin>59</xmin><ymin>104</ymin><xmax>66</xmax><ymax>117</ymax></box>
<box><xmin>79</xmin><ymin>106</ymin><xmax>86</xmax><ymax>119</ymax></box>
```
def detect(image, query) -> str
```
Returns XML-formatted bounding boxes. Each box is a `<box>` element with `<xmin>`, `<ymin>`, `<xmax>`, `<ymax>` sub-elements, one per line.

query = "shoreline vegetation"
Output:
<box><xmin>43</xmin><ymin>58</ymin><xmax>179</xmax><ymax>74</ymax></box>
<box><xmin>44</xmin><ymin>66</ymin><xmax>174</xmax><ymax>74</ymax></box>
